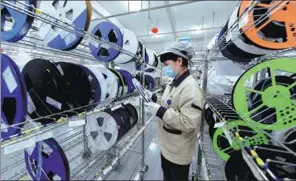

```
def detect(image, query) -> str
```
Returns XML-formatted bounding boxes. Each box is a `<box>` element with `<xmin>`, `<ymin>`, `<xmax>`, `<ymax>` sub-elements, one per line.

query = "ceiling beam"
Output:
<box><xmin>92</xmin><ymin>1</ymin><xmax>202</xmax><ymax>21</ymax></box>
<box><xmin>137</xmin><ymin>26</ymin><xmax>223</xmax><ymax>37</ymax></box>
<box><xmin>164</xmin><ymin>1</ymin><xmax>177</xmax><ymax>40</ymax></box>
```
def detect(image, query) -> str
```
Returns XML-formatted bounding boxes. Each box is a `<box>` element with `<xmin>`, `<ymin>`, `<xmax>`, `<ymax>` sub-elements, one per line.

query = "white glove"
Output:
<box><xmin>144</xmin><ymin>101</ymin><xmax>160</xmax><ymax>116</ymax></box>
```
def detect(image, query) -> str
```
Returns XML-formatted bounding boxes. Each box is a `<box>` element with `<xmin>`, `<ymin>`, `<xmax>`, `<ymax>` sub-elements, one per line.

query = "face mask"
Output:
<box><xmin>163</xmin><ymin>65</ymin><xmax>178</xmax><ymax>78</ymax></box>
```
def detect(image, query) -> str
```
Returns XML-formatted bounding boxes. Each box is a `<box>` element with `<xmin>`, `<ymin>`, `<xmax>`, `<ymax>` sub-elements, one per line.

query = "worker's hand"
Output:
<box><xmin>144</xmin><ymin>101</ymin><xmax>160</xmax><ymax>116</ymax></box>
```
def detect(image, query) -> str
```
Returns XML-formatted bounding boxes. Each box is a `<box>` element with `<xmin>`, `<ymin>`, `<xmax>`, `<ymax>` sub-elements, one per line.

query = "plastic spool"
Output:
<box><xmin>85</xmin><ymin>109</ymin><xmax>125</xmax><ymax>151</ymax></box>
<box><xmin>24</xmin><ymin>138</ymin><xmax>70</xmax><ymax>181</ymax></box>
<box><xmin>136</xmin><ymin>73</ymin><xmax>156</xmax><ymax>91</ymax></box>
<box><xmin>249</xmin><ymin>76</ymin><xmax>296</xmax><ymax>125</ymax></box>
<box><xmin>1</xmin><ymin>54</ymin><xmax>27</xmax><ymax>140</ymax></box>
<box><xmin>22</xmin><ymin>59</ymin><xmax>70</xmax><ymax>124</ymax></box>
<box><xmin>113</xmin><ymin>28</ymin><xmax>139</xmax><ymax>64</ymax></box>
<box><xmin>219</xmin><ymin>21</ymin><xmax>258</xmax><ymax>63</ymax></box>
<box><xmin>224</xmin><ymin>151</ymin><xmax>256</xmax><ymax>180</ymax></box>
<box><xmin>80</xmin><ymin>65</ymin><xmax>101</xmax><ymax>109</ymax></box>
<box><xmin>132</xmin><ymin>78</ymin><xmax>151</xmax><ymax>103</ymax></box>
<box><xmin>227</xmin><ymin>7</ymin><xmax>274</xmax><ymax>55</ymax></box>
<box><xmin>84</xmin><ymin>65</ymin><xmax>107</xmax><ymax>102</ymax></box>
<box><xmin>89</xmin><ymin>22</ymin><xmax>123</xmax><ymax>62</ymax></box>
<box><xmin>109</xmin><ymin>68</ymin><xmax>126</xmax><ymax>96</ymax></box>
<box><xmin>239</xmin><ymin>1</ymin><xmax>296</xmax><ymax>50</ymax></box>
<box><xmin>271</xmin><ymin>126</ymin><xmax>296</xmax><ymax>151</ymax></box>
<box><xmin>232</xmin><ymin>58</ymin><xmax>296</xmax><ymax>130</ymax></box>
<box><xmin>54</xmin><ymin>62</ymin><xmax>92</xmax><ymax>112</ymax></box>
<box><xmin>86</xmin><ymin>65</ymin><xmax>118</xmax><ymax>100</ymax></box>
<box><xmin>38</xmin><ymin>0</ymin><xmax>92</xmax><ymax>50</ymax></box>
<box><xmin>212</xmin><ymin>120</ymin><xmax>268</xmax><ymax>161</ymax></box>
<box><xmin>124</xmin><ymin>103</ymin><xmax>138</xmax><ymax>127</ymax></box>
<box><xmin>113</xmin><ymin>107</ymin><xmax>131</xmax><ymax>135</ymax></box>
<box><xmin>116</xmin><ymin>69</ymin><xmax>135</xmax><ymax>94</ymax></box>
<box><xmin>1</xmin><ymin>0</ymin><xmax>37</xmax><ymax>42</ymax></box>
<box><xmin>146</xmin><ymin>49</ymin><xmax>159</xmax><ymax>67</ymax></box>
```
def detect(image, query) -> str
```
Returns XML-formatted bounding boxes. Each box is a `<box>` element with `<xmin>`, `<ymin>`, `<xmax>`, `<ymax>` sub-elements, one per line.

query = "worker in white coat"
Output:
<box><xmin>145</xmin><ymin>42</ymin><xmax>204</xmax><ymax>180</ymax></box>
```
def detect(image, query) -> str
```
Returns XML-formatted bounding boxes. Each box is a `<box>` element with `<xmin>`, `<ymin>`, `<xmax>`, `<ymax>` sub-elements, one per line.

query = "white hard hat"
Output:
<box><xmin>158</xmin><ymin>42</ymin><xmax>195</xmax><ymax>61</ymax></box>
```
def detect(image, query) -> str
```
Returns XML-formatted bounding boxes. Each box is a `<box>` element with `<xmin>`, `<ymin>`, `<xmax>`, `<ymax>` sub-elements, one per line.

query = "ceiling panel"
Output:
<box><xmin>116</xmin><ymin>8</ymin><xmax>172</xmax><ymax>36</ymax></box>
<box><xmin>171</xmin><ymin>1</ymin><xmax>238</xmax><ymax>32</ymax></box>
<box><xmin>139</xmin><ymin>34</ymin><xmax>175</xmax><ymax>44</ymax></box>
<box><xmin>97</xmin><ymin>1</ymin><xmax>128</xmax><ymax>15</ymax></box>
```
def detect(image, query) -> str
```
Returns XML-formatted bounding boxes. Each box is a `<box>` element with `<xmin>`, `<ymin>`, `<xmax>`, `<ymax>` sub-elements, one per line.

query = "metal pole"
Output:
<box><xmin>82</xmin><ymin>114</ymin><xmax>91</xmax><ymax>159</ymax></box>
<box><xmin>196</xmin><ymin>59</ymin><xmax>208</xmax><ymax>179</ymax></box>
<box><xmin>140</xmin><ymin>44</ymin><xmax>148</xmax><ymax>180</ymax></box>
<box><xmin>202</xmin><ymin>60</ymin><xmax>209</xmax><ymax>94</ymax></box>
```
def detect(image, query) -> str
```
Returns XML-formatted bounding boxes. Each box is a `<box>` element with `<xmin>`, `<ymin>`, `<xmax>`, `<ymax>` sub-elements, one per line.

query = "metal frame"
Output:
<box><xmin>196</xmin><ymin>1</ymin><xmax>296</xmax><ymax>180</ymax></box>
<box><xmin>0</xmin><ymin>1</ymin><xmax>163</xmax><ymax>180</ymax></box>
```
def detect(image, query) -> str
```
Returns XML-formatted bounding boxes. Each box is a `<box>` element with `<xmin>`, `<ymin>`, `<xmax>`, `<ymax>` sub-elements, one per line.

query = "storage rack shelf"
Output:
<box><xmin>195</xmin><ymin>1</ymin><xmax>296</xmax><ymax>180</ymax></box>
<box><xmin>1</xmin><ymin>0</ymin><xmax>163</xmax><ymax>180</ymax></box>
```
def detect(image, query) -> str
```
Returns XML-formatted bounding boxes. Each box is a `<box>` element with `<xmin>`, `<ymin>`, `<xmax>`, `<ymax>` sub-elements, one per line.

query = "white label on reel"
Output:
<box><xmin>64</xmin><ymin>33</ymin><xmax>77</xmax><ymax>46</ymax></box>
<box><xmin>88</xmin><ymin>75</ymin><xmax>93</xmax><ymax>82</ymax></box>
<box><xmin>100</xmin><ymin>43</ymin><xmax>111</xmax><ymax>50</ymax></box>
<box><xmin>27</xmin><ymin>94</ymin><xmax>36</xmax><ymax>114</ymax></box>
<box><xmin>112</xmin><ymin>158</ymin><xmax>119</xmax><ymax>166</ymax></box>
<box><xmin>46</xmin><ymin>96</ymin><xmax>62</xmax><ymax>110</ymax></box>
<box><xmin>69</xmin><ymin>119</ymin><xmax>85</xmax><ymax>127</ymax></box>
<box><xmin>214</xmin><ymin>122</ymin><xmax>225</xmax><ymax>128</ymax></box>
<box><xmin>213</xmin><ymin>113</ymin><xmax>217</xmax><ymax>121</ymax></box>
<box><xmin>36</xmin><ymin>131</ymin><xmax>53</xmax><ymax>142</ymax></box>
<box><xmin>222</xmin><ymin>127</ymin><xmax>232</xmax><ymax>146</ymax></box>
<box><xmin>111</xmin><ymin>104</ymin><xmax>122</xmax><ymax>111</ymax></box>
<box><xmin>2</xmin><ymin>67</ymin><xmax>18</xmax><ymax>93</ymax></box>
<box><xmin>103</xmin><ymin>166</ymin><xmax>112</xmax><ymax>175</ymax></box>
<box><xmin>1</xmin><ymin>123</ymin><xmax>8</xmax><ymax>132</ymax></box>
<box><xmin>56</xmin><ymin>64</ymin><xmax>64</xmax><ymax>76</ymax></box>
<box><xmin>4</xmin><ymin>137</ymin><xmax>36</xmax><ymax>154</ymax></box>
<box><xmin>239</xmin><ymin>13</ymin><xmax>249</xmax><ymax>29</ymax></box>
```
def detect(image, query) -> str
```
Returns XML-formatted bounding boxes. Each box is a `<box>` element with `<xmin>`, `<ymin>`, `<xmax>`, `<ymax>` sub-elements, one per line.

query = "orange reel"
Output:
<box><xmin>239</xmin><ymin>0</ymin><xmax>296</xmax><ymax>50</ymax></box>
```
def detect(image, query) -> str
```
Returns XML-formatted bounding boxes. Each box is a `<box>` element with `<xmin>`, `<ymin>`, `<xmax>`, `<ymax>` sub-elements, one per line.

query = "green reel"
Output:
<box><xmin>232</xmin><ymin>58</ymin><xmax>296</xmax><ymax>130</ymax></box>
<box><xmin>213</xmin><ymin>120</ymin><xmax>268</xmax><ymax>161</ymax></box>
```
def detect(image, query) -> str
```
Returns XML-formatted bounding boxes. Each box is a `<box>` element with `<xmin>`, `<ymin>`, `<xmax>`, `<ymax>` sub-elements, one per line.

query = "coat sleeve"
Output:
<box><xmin>156</xmin><ymin>87</ymin><xmax>203</xmax><ymax>132</ymax></box>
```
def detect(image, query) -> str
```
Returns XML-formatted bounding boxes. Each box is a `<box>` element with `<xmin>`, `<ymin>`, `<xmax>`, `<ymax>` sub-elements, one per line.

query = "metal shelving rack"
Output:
<box><xmin>196</xmin><ymin>0</ymin><xmax>296</xmax><ymax>180</ymax></box>
<box><xmin>0</xmin><ymin>1</ymin><xmax>163</xmax><ymax>180</ymax></box>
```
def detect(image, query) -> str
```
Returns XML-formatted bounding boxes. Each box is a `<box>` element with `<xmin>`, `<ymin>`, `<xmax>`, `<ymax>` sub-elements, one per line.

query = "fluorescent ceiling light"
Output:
<box><xmin>129</xmin><ymin>1</ymin><xmax>142</xmax><ymax>12</ymax></box>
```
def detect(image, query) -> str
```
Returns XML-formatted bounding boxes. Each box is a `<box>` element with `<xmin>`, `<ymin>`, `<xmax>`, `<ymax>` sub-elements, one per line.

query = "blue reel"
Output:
<box><xmin>1</xmin><ymin>54</ymin><xmax>28</xmax><ymax>140</ymax></box>
<box><xmin>1</xmin><ymin>0</ymin><xmax>37</xmax><ymax>42</ymax></box>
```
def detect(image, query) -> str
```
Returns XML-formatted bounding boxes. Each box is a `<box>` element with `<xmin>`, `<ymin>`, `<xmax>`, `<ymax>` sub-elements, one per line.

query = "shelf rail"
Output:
<box><xmin>204</xmin><ymin>93</ymin><xmax>296</xmax><ymax>180</ymax></box>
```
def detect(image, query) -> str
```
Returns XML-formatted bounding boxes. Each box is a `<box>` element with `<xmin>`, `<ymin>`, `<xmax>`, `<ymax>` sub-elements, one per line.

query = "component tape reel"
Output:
<box><xmin>1</xmin><ymin>0</ymin><xmax>37</xmax><ymax>42</ymax></box>
<box><xmin>89</xmin><ymin>22</ymin><xmax>123</xmax><ymax>62</ymax></box>
<box><xmin>232</xmin><ymin>58</ymin><xmax>296</xmax><ymax>130</ymax></box>
<box><xmin>116</xmin><ymin>69</ymin><xmax>135</xmax><ymax>94</ymax></box>
<box><xmin>54</xmin><ymin>62</ymin><xmax>92</xmax><ymax>112</ymax></box>
<box><xmin>226</xmin><ymin>6</ymin><xmax>274</xmax><ymax>56</ymax></box>
<box><xmin>80</xmin><ymin>65</ymin><xmax>102</xmax><ymax>109</ymax></box>
<box><xmin>22</xmin><ymin>59</ymin><xmax>71</xmax><ymax>124</ymax></box>
<box><xmin>24</xmin><ymin>138</ymin><xmax>70</xmax><ymax>181</ymax></box>
<box><xmin>239</xmin><ymin>1</ymin><xmax>296</xmax><ymax>50</ymax></box>
<box><xmin>113</xmin><ymin>28</ymin><xmax>139</xmax><ymax>64</ymax></box>
<box><xmin>1</xmin><ymin>54</ymin><xmax>28</xmax><ymax>140</ymax></box>
<box><xmin>86</xmin><ymin>65</ymin><xmax>119</xmax><ymax>100</ymax></box>
<box><xmin>38</xmin><ymin>0</ymin><xmax>92</xmax><ymax>50</ymax></box>
<box><xmin>84</xmin><ymin>65</ymin><xmax>108</xmax><ymax>102</ymax></box>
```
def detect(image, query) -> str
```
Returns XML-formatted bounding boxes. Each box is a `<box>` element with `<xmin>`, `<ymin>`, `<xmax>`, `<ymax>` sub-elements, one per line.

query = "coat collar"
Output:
<box><xmin>171</xmin><ymin>69</ymin><xmax>190</xmax><ymax>87</ymax></box>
